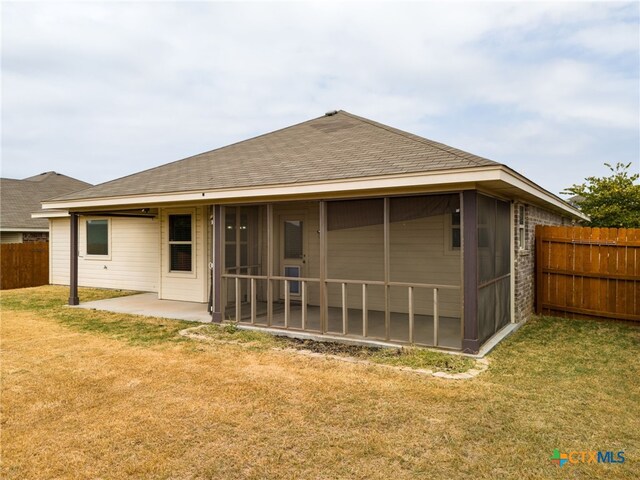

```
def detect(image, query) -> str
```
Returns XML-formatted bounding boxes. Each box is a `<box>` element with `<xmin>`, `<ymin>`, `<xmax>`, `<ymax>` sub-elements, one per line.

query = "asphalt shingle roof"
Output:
<box><xmin>52</xmin><ymin>111</ymin><xmax>500</xmax><ymax>202</ymax></box>
<box><xmin>1</xmin><ymin>172</ymin><xmax>92</xmax><ymax>229</ymax></box>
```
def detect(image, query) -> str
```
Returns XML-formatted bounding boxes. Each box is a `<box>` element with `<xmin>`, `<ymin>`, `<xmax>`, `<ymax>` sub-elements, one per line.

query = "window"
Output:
<box><xmin>443</xmin><ymin>208</ymin><xmax>461</xmax><ymax>254</ymax></box>
<box><xmin>169</xmin><ymin>214</ymin><xmax>192</xmax><ymax>272</ymax></box>
<box><xmin>284</xmin><ymin>220</ymin><xmax>303</xmax><ymax>259</ymax></box>
<box><xmin>86</xmin><ymin>219</ymin><xmax>109</xmax><ymax>256</ymax></box>
<box><xmin>518</xmin><ymin>205</ymin><xmax>526</xmax><ymax>250</ymax></box>
<box><xmin>451</xmin><ymin>210</ymin><xmax>461</xmax><ymax>249</ymax></box>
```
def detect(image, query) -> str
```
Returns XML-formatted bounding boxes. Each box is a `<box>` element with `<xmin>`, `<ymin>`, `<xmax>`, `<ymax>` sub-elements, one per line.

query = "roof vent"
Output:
<box><xmin>325</xmin><ymin>110</ymin><xmax>338</xmax><ymax>116</ymax></box>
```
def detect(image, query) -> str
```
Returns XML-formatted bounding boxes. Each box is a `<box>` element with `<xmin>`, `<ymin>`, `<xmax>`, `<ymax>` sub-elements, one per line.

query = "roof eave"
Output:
<box><xmin>41</xmin><ymin>165</ymin><xmax>587</xmax><ymax>220</ymax></box>
<box><xmin>0</xmin><ymin>227</ymin><xmax>50</xmax><ymax>232</ymax></box>
<box><xmin>31</xmin><ymin>210</ymin><xmax>70</xmax><ymax>219</ymax></box>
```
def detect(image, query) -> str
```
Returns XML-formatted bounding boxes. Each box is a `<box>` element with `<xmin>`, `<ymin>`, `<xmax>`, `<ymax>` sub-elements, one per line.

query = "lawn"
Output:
<box><xmin>1</xmin><ymin>286</ymin><xmax>638</xmax><ymax>479</ymax></box>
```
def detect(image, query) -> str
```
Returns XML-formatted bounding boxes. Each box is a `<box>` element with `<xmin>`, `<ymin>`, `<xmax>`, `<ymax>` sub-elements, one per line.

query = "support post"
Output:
<box><xmin>211</xmin><ymin>205</ymin><xmax>223</xmax><ymax>323</ymax></box>
<box><xmin>68</xmin><ymin>212</ymin><xmax>79</xmax><ymax>305</ymax></box>
<box><xmin>301</xmin><ymin>281</ymin><xmax>307</xmax><ymax>330</ymax></box>
<box><xmin>319</xmin><ymin>201</ymin><xmax>327</xmax><ymax>334</ymax></box>
<box><xmin>362</xmin><ymin>283</ymin><xmax>368</xmax><ymax>337</ymax></box>
<box><xmin>235</xmin><ymin>277</ymin><xmax>241</xmax><ymax>322</ymax></box>
<box><xmin>284</xmin><ymin>280</ymin><xmax>290</xmax><ymax>328</ymax></box>
<box><xmin>433</xmin><ymin>288</ymin><xmax>439</xmax><ymax>347</ymax></box>
<box><xmin>462</xmin><ymin>190</ymin><xmax>479</xmax><ymax>353</ymax></box>
<box><xmin>267</xmin><ymin>204</ymin><xmax>274</xmax><ymax>326</ymax></box>
<box><xmin>341</xmin><ymin>282</ymin><xmax>347</xmax><ymax>335</ymax></box>
<box><xmin>383</xmin><ymin>197</ymin><xmax>390</xmax><ymax>341</ymax></box>
<box><xmin>250</xmin><ymin>278</ymin><xmax>256</xmax><ymax>324</ymax></box>
<box><xmin>408</xmin><ymin>286</ymin><xmax>414</xmax><ymax>344</ymax></box>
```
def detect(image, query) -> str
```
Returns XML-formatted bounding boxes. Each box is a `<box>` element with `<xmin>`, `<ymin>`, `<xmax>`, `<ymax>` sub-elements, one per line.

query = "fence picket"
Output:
<box><xmin>536</xmin><ymin>226</ymin><xmax>639</xmax><ymax>321</ymax></box>
<box><xmin>0</xmin><ymin>242</ymin><xmax>49</xmax><ymax>290</ymax></box>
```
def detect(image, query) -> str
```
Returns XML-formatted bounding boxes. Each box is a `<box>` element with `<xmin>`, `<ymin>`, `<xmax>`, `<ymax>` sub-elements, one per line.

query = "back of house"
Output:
<box><xmin>40</xmin><ymin>111</ymin><xmax>585</xmax><ymax>354</ymax></box>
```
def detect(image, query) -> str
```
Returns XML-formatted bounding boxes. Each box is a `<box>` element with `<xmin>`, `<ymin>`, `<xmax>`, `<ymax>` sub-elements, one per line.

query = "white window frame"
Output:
<box><xmin>444</xmin><ymin>209</ymin><xmax>461</xmax><ymax>255</ymax></box>
<box><xmin>84</xmin><ymin>217</ymin><xmax>111</xmax><ymax>260</ymax></box>
<box><xmin>518</xmin><ymin>204</ymin><xmax>527</xmax><ymax>251</ymax></box>
<box><xmin>166</xmin><ymin>209</ymin><xmax>196</xmax><ymax>277</ymax></box>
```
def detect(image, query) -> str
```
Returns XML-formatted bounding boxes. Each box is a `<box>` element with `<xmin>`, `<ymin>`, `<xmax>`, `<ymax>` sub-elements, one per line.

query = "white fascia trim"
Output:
<box><xmin>1</xmin><ymin>227</ymin><xmax>49</xmax><ymax>232</ymax></box>
<box><xmin>498</xmin><ymin>169</ymin><xmax>588</xmax><ymax>220</ymax></box>
<box><xmin>31</xmin><ymin>211</ymin><xmax>70</xmax><ymax>219</ymax></box>
<box><xmin>41</xmin><ymin>166</ymin><xmax>500</xmax><ymax>210</ymax></box>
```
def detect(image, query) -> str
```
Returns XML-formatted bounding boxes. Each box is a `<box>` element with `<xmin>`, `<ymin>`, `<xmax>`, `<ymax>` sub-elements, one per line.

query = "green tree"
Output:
<box><xmin>563</xmin><ymin>162</ymin><xmax>640</xmax><ymax>228</ymax></box>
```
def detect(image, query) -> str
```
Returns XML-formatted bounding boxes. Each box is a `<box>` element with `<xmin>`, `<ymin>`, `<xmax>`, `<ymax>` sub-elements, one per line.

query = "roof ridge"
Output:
<box><xmin>338</xmin><ymin>110</ymin><xmax>499</xmax><ymax>167</ymax></box>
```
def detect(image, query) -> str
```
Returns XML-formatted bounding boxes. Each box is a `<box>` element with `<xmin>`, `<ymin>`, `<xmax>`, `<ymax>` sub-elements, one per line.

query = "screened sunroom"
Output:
<box><xmin>215</xmin><ymin>191</ymin><xmax>512</xmax><ymax>352</ymax></box>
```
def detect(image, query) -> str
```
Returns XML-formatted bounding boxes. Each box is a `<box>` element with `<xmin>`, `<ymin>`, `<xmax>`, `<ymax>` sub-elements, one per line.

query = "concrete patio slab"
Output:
<box><xmin>73</xmin><ymin>293</ymin><xmax>211</xmax><ymax>322</ymax></box>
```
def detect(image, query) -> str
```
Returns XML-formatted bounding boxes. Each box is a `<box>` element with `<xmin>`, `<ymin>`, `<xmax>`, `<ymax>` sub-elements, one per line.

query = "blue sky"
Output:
<box><xmin>2</xmin><ymin>1</ymin><xmax>638</xmax><ymax>196</ymax></box>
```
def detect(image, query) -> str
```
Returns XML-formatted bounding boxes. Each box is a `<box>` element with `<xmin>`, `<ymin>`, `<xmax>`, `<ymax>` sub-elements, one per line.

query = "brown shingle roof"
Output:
<box><xmin>52</xmin><ymin>111</ymin><xmax>500</xmax><ymax>202</ymax></box>
<box><xmin>1</xmin><ymin>172</ymin><xmax>92</xmax><ymax>229</ymax></box>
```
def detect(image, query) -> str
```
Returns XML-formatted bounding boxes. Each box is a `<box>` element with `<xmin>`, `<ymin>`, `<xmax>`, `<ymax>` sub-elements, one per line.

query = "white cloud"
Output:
<box><xmin>1</xmin><ymin>1</ymin><xmax>638</xmax><ymax>195</ymax></box>
<box><xmin>569</xmin><ymin>21</ymin><xmax>640</xmax><ymax>55</ymax></box>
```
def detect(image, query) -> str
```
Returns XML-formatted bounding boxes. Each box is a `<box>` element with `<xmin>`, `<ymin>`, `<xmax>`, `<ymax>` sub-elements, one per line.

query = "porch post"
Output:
<box><xmin>383</xmin><ymin>197</ymin><xmax>390</xmax><ymax>340</ymax></box>
<box><xmin>319</xmin><ymin>201</ymin><xmax>327</xmax><ymax>333</ymax></box>
<box><xmin>267</xmin><ymin>204</ymin><xmax>274</xmax><ymax>325</ymax></box>
<box><xmin>462</xmin><ymin>190</ymin><xmax>479</xmax><ymax>354</ymax></box>
<box><xmin>211</xmin><ymin>204</ymin><xmax>223</xmax><ymax>323</ymax></box>
<box><xmin>68</xmin><ymin>212</ymin><xmax>79</xmax><ymax>305</ymax></box>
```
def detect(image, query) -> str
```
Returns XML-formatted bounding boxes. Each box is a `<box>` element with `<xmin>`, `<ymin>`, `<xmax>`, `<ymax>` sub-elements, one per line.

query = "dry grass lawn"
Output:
<box><xmin>1</xmin><ymin>286</ymin><xmax>639</xmax><ymax>479</ymax></box>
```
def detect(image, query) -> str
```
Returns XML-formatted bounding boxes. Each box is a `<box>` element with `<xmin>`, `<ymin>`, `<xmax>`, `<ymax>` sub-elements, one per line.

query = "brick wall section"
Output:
<box><xmin>513</xmin><ymin>203</ymin><xmax>570</xmax><ymax>323</ymax></box>
<box><xmin>23</xmin><ymin>232</ymin><xmax>49</xmax><ymax>243</ymax></box>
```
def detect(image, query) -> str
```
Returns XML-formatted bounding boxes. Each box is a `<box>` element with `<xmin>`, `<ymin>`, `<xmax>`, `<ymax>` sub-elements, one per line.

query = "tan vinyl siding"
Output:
<box><xmin>327</xmin><ymin>214</ymin><xmax>461</xmax><ymax>316</ymax></box>
<box><xmin>389</xmin><ymin>214</ymin><xmax>461</xmax><ymax>317</ymax></box>
<box><xmin>267</xmin><ymin>203</ymin><xmax>460</xmax><ymax>317</ymax></box>
<box><xmin>50</xmin><ymin>216</ymin><xmax>159</xmax><ymax>291</ymax></box>
<box><xmin>159</xmin><ymin>206</ymin><xmax>207</xmax><ymax>303</ymax></box>
<box><xmin>272</xmin><ymin>203</ymin><xmax>321</xmax><ymax>304</ymax></box>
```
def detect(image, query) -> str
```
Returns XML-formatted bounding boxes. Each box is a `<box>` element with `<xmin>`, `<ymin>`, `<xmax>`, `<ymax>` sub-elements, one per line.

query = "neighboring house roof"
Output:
<box><xmin>52</xmin><ymin>111</ymin><xmax>499</xmax><ymax>202</ymax></box>
<box><xmin>1</xmin><ymin>172</ymin><xmax>92</xmax><ymax>230</ymax></box>
<box><xmin>42</xmin><ymin>111</ymin><xmax>587</xmax><ymax>220</ymax></box>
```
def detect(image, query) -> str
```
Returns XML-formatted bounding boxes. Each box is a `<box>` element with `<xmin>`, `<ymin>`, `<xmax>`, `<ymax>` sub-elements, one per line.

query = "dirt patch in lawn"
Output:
<box><xmin>182</xmin><ymin>324</ymin><xmax>478</xmax><ymax>376</ymax></box>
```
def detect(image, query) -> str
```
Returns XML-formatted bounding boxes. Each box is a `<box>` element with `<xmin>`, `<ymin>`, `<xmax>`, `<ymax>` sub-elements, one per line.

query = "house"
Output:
<box><xmin>1</xmin><ymin>172</ymin><xmax>91</xmax><ymax>243</ymax></box>
<box><xmin>40</xmin><ymin>111</ymin><xmax>586</xmax><ymax>354</ymax></box>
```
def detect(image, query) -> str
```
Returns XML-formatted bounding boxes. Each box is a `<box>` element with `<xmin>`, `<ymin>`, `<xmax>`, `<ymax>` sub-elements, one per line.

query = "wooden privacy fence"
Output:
<box><xmin>536</xmin><ymin>226</ymin><xmax>640</xmax><ymax>322</ymax></box>
<box><xmin>0</xmin><ymin>243</ymin><xmax>49</xmax><ymax>290</ymax></box>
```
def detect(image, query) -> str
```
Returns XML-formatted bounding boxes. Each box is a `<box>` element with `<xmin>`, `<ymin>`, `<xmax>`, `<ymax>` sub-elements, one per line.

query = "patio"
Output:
<box><xmin>73</xmin><ymin>293</ymin><xmax>211</xmax><ymax>323</ymax></box>
<box><xmin>72</xmin><ymin>293</ymin><xmax>462</xmax><ymax>348</ymax></box>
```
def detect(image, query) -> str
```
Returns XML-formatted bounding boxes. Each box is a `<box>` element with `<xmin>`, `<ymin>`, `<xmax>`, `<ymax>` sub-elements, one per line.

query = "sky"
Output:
<box><xmin>1</xmin><ymin>1</ymin><xmax>638</xmax><ymax>197</ymax></box>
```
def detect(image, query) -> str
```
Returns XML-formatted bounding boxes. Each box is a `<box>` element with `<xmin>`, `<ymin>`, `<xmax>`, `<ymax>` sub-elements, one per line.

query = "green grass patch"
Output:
<box><xmin>0</xmin><ymin>285</ymin><xmax>137</xmax><ymax>312</ymax></box>
<box><xmin>54</xmin><ymin>309</ymin><xmax>192</xmax><ymax>346</ymax></box>
<box><xmin>364</xmin><ymin>346</ymin><xmax>474</xmax><ymax>372</ymax></box>
<box><xmin>1</xmin><ymin>286</ymin><xmax>188</xmax><ymax>346</ymax></box>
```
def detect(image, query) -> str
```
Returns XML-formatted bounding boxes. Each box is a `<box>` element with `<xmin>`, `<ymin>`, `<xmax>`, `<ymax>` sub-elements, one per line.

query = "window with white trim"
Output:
<box><xmin>451</xmin><ymin>209</ymin><xmax>461</xmax><ymax>250</ymax></box>
<box><xmin>169</xmin><ymin>214</ymin><xmax>193</xmax><ymax>272</ymax></box>
<box><xmin>518</xmin><ymin>205</ymin><xmax>526</xmax><ymax>250</ymax></box>
<box><xmin>443</xmin><ymin>208</ymin><xmax>462</xmax><ymax>255</ymax></box>
<box><xmin>86</xmin><ymin>219</ymin><xmax>109</xmax><ymax>256</ymax></box>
